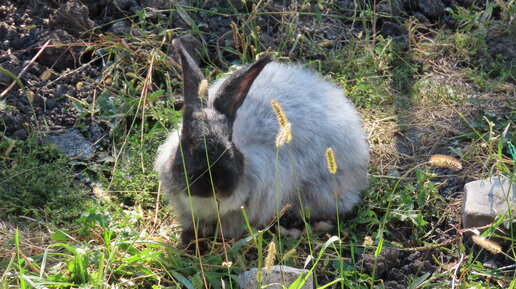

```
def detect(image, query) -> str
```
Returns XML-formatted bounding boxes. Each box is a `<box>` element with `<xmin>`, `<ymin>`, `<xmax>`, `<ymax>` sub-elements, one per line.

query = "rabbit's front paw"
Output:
<box><xmin>279</xmin><ymin>226</ymin><xmax>305</xmax><ymax>239</ymax></box>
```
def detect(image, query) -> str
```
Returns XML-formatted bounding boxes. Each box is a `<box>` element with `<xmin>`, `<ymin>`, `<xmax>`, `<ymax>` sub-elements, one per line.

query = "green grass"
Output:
<box><xmin>0</xmin><ymin>136</ymin><xmax>90</xmax><ymax>222</ymax></box>
<box><xmin>1</xmin><ymin>1</ymin><xmax>515</xmax><ymax>288</ymax></box>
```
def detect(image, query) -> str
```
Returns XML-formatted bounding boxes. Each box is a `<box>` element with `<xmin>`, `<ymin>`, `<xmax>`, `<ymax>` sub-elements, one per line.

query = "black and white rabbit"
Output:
<box><xmin>155</xmin><ymin>40</ymin><xmax>369</xmax><ymax>243</ymax></box>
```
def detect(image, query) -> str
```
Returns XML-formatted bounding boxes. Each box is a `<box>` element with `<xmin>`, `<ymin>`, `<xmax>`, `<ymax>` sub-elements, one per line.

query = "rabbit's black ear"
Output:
<box><xmin>173</xmin><ymin>39</ymin><xmax>205</xmax><ymax>112</ymax></box>
<box><xmin>214</xmin><ymin>55</ymin><xmax>274</xmax><ymax>122</ymax></box>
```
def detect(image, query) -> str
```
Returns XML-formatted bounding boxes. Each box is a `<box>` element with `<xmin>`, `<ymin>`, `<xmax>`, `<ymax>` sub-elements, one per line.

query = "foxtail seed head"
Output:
<box><xmin>264</xmin><ymin>241</ymin><xmax>277</xmax><ymax>273</ymax></box>
<box><xmin>471</xmin><ymin>235</ymin><xmax>502</xmax><ymax>254</ymax></box>
<box><xmin>198</xmin><ymin>79</ymin><xmax>208</xmax><ymax>100</ymax></box>
<box><xmin>271</xmin><ymin>99</ymin><xmax>289</xmax><ymax>127</ymax></box>
<box><xmin>271</xmin><ymin>99</ymin><xmax>292</xmax><ymax>147</ymax></box>
<box><xmin>429</xmin><ymin>154</ymin><xmax>463</xmax><ymax>170</ymax></box>
<box><xmin>363</xmin><ymin>236</ymin><xmax>373</xmax><ymax>249</ymax></box>
<box><xmin>275</xmin><ymin>122</ymin><xmax>292</xmax><ymax>147</ymax></box>
<box><xmin>326</xmin><ymin>147</ymin><xmax>337</xmax><ymax>174</ymax></box>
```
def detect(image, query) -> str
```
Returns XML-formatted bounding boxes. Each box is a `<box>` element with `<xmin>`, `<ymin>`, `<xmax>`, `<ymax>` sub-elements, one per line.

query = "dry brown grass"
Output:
<box><xmin>0</xmin><ymin>219</ymin><xmax>53</xmax><ymax>261</ymax></box>
<box><xmin>363</xmin><ymin>23</ymin><xmax>514</xmax><ymax>180</ymax></box>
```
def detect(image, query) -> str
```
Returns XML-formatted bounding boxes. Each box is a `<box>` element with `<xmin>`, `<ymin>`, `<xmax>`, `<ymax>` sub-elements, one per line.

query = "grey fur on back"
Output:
<box><xmin>155</xmin><ymin>60</ymin><xmax>369</xmax><ymax>240</ymax></box>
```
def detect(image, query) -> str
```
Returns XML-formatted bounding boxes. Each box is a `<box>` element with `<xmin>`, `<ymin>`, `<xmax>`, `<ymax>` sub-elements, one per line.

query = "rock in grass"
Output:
<box><xmin>462</xmin><ymin>176</ymin><xmax>516</xmax><ymax>229</ymax></box>
<box><xmin>44</xmin><ymin>128</ymin><xmax>95</xmax><ymax>160</ymax></box>
<box><xmin>417</xmin><ymin>0</ymin><xmax>445</xmax><ymax>20</ymax></box>
<box><xmin>238</xmin><ymin>265</ymin><xmax>313</xmax><ymax>289</ymax></box>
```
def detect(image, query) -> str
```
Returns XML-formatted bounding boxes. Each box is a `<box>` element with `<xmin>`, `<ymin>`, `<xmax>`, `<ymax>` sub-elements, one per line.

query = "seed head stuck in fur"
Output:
<box><xmin>271</xmin><ymin>99</ymin><xmax>292</xmax><ymax>147</ymax></box>
<box><xmin>271</xmin><ymin>99</ymin><xmax>289</xmax><ymax>127</ymax></box>
<box><xmin>275</xmin><ymin>123</ymin><xmax>292</xmax><ymax>147</ymax></box>
<box><xmin>326</xmin><ymin>147</ymin><xmax>337</xmax><ymax>174</ymax></box>
<box><xmin>428</xmin><ymin>154</ymin><xmax>463</xmax><ymax>170</ymax></box>
<box><xmin>198</xmin><ymin>79</ymin><xmax>208</xmax><ymax>100</ymax></box>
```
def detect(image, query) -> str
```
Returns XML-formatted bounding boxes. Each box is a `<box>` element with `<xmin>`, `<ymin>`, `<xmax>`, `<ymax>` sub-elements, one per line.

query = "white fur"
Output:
<box><xmin>155</xmin><ymin>62</ymin><xmax>369</xmax><ymax>239</ymax></box>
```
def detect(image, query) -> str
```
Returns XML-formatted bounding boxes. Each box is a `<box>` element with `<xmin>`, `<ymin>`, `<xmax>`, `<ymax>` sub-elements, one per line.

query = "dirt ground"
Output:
<box><xmin>1</xmin><ymin>0</ymin><xmax>512</xmax><ymax>139</ymax></box>
<box><xmin>0</xmin><ymin>1</ymin><xmax>514</xmax><ymax>288</ymax></box>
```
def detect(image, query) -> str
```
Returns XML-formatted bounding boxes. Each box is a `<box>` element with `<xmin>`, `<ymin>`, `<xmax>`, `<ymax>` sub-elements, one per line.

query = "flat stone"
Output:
<box><xmin>462</xmin><ymin>176</ymin><xmax>515</xmax><ymax>229</ymax></box>
<box><xmin>417</xmin><ymin>0</ymin><xmax>445</xmax><ymax>20</ymax></box>
<box><xmin>44</xmin><ymin>128</ymin><xmax>95</xmax><ymax>160</ymax></box>
<box><xmin>238</xmin><ymin>265</ymin><xmax>313</xmax><ymax>289</ymax></box>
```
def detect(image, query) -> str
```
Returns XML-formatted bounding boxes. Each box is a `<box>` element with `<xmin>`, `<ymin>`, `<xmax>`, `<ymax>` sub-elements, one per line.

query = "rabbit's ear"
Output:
<box><xmin>173</xmin><ymin>39</ymin><xmax>205</xmax><ymax>112</ymax></box>
<box><xmin>214</xmin><ymin>55</ymin><xmax>273</xmax><ymax>122</ymax></box>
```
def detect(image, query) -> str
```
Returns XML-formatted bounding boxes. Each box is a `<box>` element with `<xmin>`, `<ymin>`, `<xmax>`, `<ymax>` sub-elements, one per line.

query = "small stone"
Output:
<box><xmin>462</xmin><ymin>176</ymin><xmax>516</xmax><ymax>229</ymax></box>
<box><xmin>238</xmin><ymin>265</ymin><xmax>313</xmax><ymax>289</ymax></box>
<box><xmin>380</xmin><ymin>21</ymin><xmax>405</xmax><ymax>38</ymax></box>
<box><xmin>44</xmin><ymin>128</ymin><xmax>95</xmax><ymax>160</ymax></box>
<box><xmin>412</xmin><ymin>12</ymin><xmax>430</xmax><ymax>24</ymax></box>
<box><xmin>417</xmin><ymin>0</ymin><xmax>445</xmax><ymax>20</ymax></box>
<box><xmin>49</xmin><ymin>0</ymin><xmax>95</xmax><ymax>36</ymax></box>
<box><xmin>109</xmin><ymin>20</ymin><xmax>131</xmax><ymax>35</ymax></box>
<box><xmin>12</xmin><ymin>128</ymin><xmax>28</xmax><ymax>140</ymax></box>
<box><xmin>377</xmin><ymin>0</ymin><xmax>404</xmax><ymax>17</ymax></box>
<box><xmin>143</xmin><ymin>7</ymin><xmax>164</xmax><ymax>23</ymax></box>
<box><xmin>483</xmin><ymin>259</ymin><xmax>498</xmax><ymax>269</ymax></box>
<box><xmin>112</xmin><ymin>0</ymin><xmax>138</xmax><ymax>10</ymax></box>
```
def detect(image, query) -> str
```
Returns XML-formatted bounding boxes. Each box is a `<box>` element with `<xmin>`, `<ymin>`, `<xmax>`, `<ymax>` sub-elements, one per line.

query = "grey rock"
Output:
<box><xmin>12</xmin><ymin>128</ymin><xmax>28</xmax><ymax>140</ymax></box>
<box><xmin>49</xmin><ymin>0</ymin><xmax>96</xmax><ymax>36</ymax></box>
<box><xmin>380</xmin><ymin>21</ymin><xmax>405</xmax><ymax>37</ymax></box>
<box><xmin>109</xmin><ymin>20</ymin><xmax>131</xmax><ymax>35</ymax></box>
<box><xmin>412</xmin><ymin>12</ymin><xmax>430</xmax><ymax>24</ymax></box>
<box><xmin>462</xmin><ymin>176</ymin><xmax>516</xmax><ymax>229</ymax></box>
<box><xmin>377</xmin><ymin>0</ymin><xmax>404</xmax><ymax>17</ymax></box>
<box><xmin>334</xmin><ymin>0</ymin><xmax>357</xmax><ymax>17</ymax></box>
<box><xmin>417</xmin><ymin>0</ymin><xmax>445</xmax><ymax>19</ymax></box>
<box><xmin>112</xmin><ymin>0</ymin><xmax>139</xmax><ymax>10</ymax></box>
<box><xmin>483</xmin><ymin>259</ymin><xmax>499</xmax><ymax>269</ymax></box>
<box><xmin>238</xmin><ymin>265</ymin><xmax>313</xmax><ymax>289</ymax></box>
<box><xmin>86</xmin><ymin>122</ymin><xmax>105</xmax><ymax>143</ymax></box>
<box><xmin>143</xmin><ymin>7</ymin><xmax>164</xmax><ymax>23</ymax></box>
<box><xmin>45</xmin><ymin>128</ymin><xmax>95</xmax><ymax>160</ymax></box>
